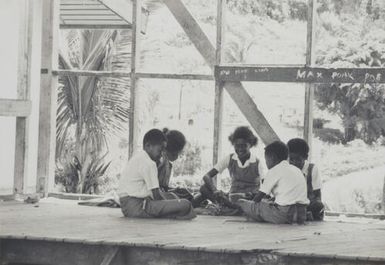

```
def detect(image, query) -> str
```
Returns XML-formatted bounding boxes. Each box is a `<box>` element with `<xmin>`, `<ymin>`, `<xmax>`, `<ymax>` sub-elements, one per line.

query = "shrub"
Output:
<box><xmin>172</xmin><ymin>142</ymin><xmax>202</xmax><ymax>176</ymax></box>
<box><xmin>314</xmin><ymin>128</ymin><xmax>345</xmax><ymax>144</ymax></box>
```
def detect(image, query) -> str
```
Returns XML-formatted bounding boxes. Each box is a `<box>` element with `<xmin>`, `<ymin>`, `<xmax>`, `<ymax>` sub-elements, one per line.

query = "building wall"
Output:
<box><xmin>0</xmin><ymin>0</ymin><xmax>42</xmax><ymax>195</ymax></box>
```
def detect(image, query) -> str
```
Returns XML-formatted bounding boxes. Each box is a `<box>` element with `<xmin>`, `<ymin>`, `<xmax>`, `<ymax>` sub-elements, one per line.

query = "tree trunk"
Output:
<box><xmin>344</xmin><ymin>126</ymin><xmax>356</xmax><ymax>142</ymax></box>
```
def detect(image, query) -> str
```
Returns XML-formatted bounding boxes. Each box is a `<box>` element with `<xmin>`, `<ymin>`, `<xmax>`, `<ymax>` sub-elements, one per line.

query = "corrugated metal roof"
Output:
<box><xmin>60</xmin><ymin>0</ymin><xmax>148</xmax><ymax>32</ymax></box>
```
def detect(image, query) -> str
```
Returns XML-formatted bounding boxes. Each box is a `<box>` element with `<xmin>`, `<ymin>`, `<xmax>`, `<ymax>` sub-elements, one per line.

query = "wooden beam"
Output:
<box><xmin>0</xmin><ymin>99</ymin><xmax>31</xmax><ymax>117</ymax></box>
<box><xmin>163</xmin><ymin>0</ymin><xmax>216</xmax><ymax>67</ymax></box>
<box><xmin>128</xmin><ymin>0</ymin><xmax>141</xmax><ymax>157</ymax></box>
<box><xmin>53</xmin><ymin>69</ymin><xmax>213</xmax><ymax>80</ymax></box>
<box><xmin>212</xmin><ymin>0</ymin><xmax>225</xmax><ymax>167</ymax></box>
<box><xmin>60</xmin><ymin>9</ymin><xmax>115</xmax><ymax>15</ymax></box>
<box><xmin>224</xmin><ymin>82</ymin><xmax>279</xmax><ymax>144</ymax></box>
<box><xmin>14</xmin><ymin>0</ymin><xmax>34</xmax><ymax>195</ymax></box>
<box><xmin>383</xmin><ymin>174</ymin><xmax>385</xmax><ymax>215</ymax></box>
<box><xmin>100</xmin><ymin>247</ymin><xmax>119</xmax><ymax>265</ymax></box>
<box><xmin>215</xmin><ymin>65</ymin><xmax>385</xmax><ymax>84</ymax></box>
<box><xmin>60</xmin><ymin>21</ymin><xmax>131</xmax><ymax>29</ymax></box>
<box><xmin>36</xmin><ymin>0</ymin><xmax>60</xmax><ymax>196</ymax></box>
<box><xmin>325</xmin><ymin>211</ymin><xmax>385</xmax><ymax>220</ymax></box>
<box><xmin>136</xmin><ymin>72</ymin><xmax>213</xmax><ymax>80</ymax></box>
<box><xmin>47</xmin><ymin>192</ymin><xmax>102</xmax><ymax>200</ymax></box>
<box><xmin>60</xmin><ymin>16</ymin><xmax>124</xmax><ymax>20</ymax></box>
<box><xmin>163</xmin><ymin>0</ymin><xmax>279</xmax><ymax>145</ymax></box>
<box><xmin>53</xmin><ymin>69</ymin><xmax>131</xmax><ymax>77</ymax></box>
<box><xmin>304</xmin><ymin>0</ymin><xmax>317</xmax><ymax>157</ymax></box>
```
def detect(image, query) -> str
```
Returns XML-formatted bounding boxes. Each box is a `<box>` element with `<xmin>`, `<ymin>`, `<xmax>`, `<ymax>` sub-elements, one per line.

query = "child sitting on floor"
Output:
<box><xmin>158</xmin><ymin>128</ymin><xmax>193</xmax><ymax>201</ymax></box>
<box><xmin>237</xmin><ymin>141</ymin><xmax>309</xmax><ymax>224</ymax></box>
<box><xmin>287</xmin><ymin>138</ymin><xmax>324</xmax><ymax>221</ymax></box>
<box><xmin>194</xmin><ymin>126</ymin><xmax>265</xmax><ymax>215</ymax></box>
<box><xmin>118</xmin><ymin>129</ymin><xmax>196</xmax><ymax>220</ymax></box>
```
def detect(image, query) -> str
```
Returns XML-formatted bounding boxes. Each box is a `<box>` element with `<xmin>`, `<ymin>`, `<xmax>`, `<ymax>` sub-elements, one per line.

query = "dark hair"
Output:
<box><xmin>264</xmin><ymin>141</ymin><xmax>288</xmax><ymax>162</ymax></box>
<box><xmin>228</xmin><ymin>126</ymin><xmax>258</xmax><ymax>147</ymax></box>
<box><xmin>162</xmin><ymin>128</ymin><xmax>186</xmax><ymax>153</ymax></box>
<box><xmin>143</xmin><ymin>129</ymin><xmax>167</xmax><ymax>146</ymax></box>
<box><xmin>287</xmin><ymin>138</ymin><xmax>309</xmax><ymax>159</ymax></box>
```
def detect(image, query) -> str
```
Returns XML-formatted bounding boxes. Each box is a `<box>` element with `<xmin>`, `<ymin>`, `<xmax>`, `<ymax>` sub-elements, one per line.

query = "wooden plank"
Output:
<box><xmin>60</xmin><ymin>24</ymin><xmax>131</xmax><ymax>29</ymax></box>
<box><xmin>47</xmin><ymin>192</ymin><xmax>102</xmax><ymax>201</ymax></box>
<box><xmin>0</xmin><ymin>194</ymin><xmax>15</xmax><ymax>201</ymax></box>
<box><xmin>53</xmin><ymin>70</ymin><xmax>213</xmax><ymax>80</ymax></box>
<box><xmin>1</xmin><ymin>240</ymin><xmax>121</xmax><ymax>265</ymax></box>
<box><xmin>97</xmin><ymin>0</ymin><xmax>149</xmax><ymax>34</ymax></box>
<box><xmin>128</xmin><ymin>0</ymin><xmax>141</xmax><ymax>157</ymax></box>
<box><xmin>53</xmin><ymin>69</ymin><xmax>130</xmax><ymax>77</ymax></box>
<box><xmin>100</xmin><ymin>247</ymin><xmax>119</xmax><ymax>265</ymax></box>
<box><xmin>60</xmin><ymin>15</ymin><xmax>122</xmax><ymax>20</ymax></box>
<box><xmin>303</xmin><ymin>0</ymin><xmax>317</xmax><ymax>157</ymax></box>
<box><xmin>212</xmin><ymin>0</ymin><xmax>225</xmax><ymax>168</ymax></box>
<box><xmin>61</xmin><ymin>20</ymin><xmax>127</xmax><ymax>24</ymax></box>
<box><xmin>60</xmin><ymin>5</ymin><xmax>106</xmax><ymax>10</ymax></box>
<box><xmin>325</xmin><ymin>211</ymin><xmax>385</xmax><ymax>220</ymax></box>
<box><xmin>163</xmin><ymin>0</ymin><xmax>279</xmax><ymax>145</ymax></box>
<box><xmin>36</xmin><ymin>0</ymin><xmax>60</xmax><ymax>196</ymax></box>
<box><xmin>136</xmin><ymin>72</ymin><xmax>213</xmax><ymax>80</ymax></box>
<box><xmin>60</xmin><ymin>10</ymin><xmax>115</xmax><ymax>15</ymax></box>
<box><xmin>14</xmin><ymin>0</ymin><xmax>34</xmax><ymax>195</ymax></box>
<box><xmin>0</xmin><ymin>99</ymin><xmax>31</xmax><ymax>117</ymax></box>
<box><xmin>383</xmin><ymin>174</ymin><xmax>385</xmax><ymax>214</ymax></box>
<box><xmin>215</xmin><ymin>65</ymin><xmax>385</xmax><ymax>83</ymax></box>
<box><xmin>61</xmin><ymin>0</ymin><xmax>99</xmax><ymax>4</ymax></box>
<box><xmin>1</xmin><ymin>201</ymin><xmax>385</xmax><ymax>264</ymax></box>
<box><xmin>213</xmin><ymin>81</ymin><xmax>223</xmax><ymax>166</ymax></box>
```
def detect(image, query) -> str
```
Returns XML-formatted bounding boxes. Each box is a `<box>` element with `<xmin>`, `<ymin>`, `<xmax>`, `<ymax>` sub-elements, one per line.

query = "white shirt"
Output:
<box><xmin>260</xmin><ymin>160</ymin><xmax>309</xmax><ymax>206</ymax></box>
<box><xmin>214</xmin><ymin>153</ymin><xmax>266</xmax><ymax>177</ymax></box>
<box><xmin>118</xmin><ymin>150</ymin><xmax>159</xmax><ymax>198</ymax></box>
<box><xmin>302</xmin><ymin>161</ymin><xmax>322</xmax><ymax>190</ymax></box>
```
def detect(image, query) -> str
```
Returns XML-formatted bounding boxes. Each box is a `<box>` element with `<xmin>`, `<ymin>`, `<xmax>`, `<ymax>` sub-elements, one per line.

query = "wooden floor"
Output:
<box><xmin>1</xmin><ymin>198</ymin><xmax>385</xmax><ymax>265</ymax></box>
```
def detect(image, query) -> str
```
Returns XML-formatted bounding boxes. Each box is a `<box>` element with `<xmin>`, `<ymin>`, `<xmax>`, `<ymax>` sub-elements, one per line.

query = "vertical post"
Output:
<box><xmin>212</xmin><ymin>0</ymin><xmax>225</xmax><ymax>187</ymax></box>
<box><xmin>383</xmin><ymin>174</ymin><xmax>385</xmax><ymax>214</ymax></box>
<box><xmin>304</xmin><ymin>0</ymin><xmax>316</xmax><ymax>159</ymax></box>
<box><xmin>213</xmin><ymin>0</ymin><xmax>225</xmax><ymax>166</ymax></box>
<box><xmin>14</xmin><ymin>0</ymin><xmax>33</xmax><ymax>195</ymax></box>
<box><xmin>129</xmin><ymin>0</ymin><xmax>141</xmax><ymax>158</ymax></box>
<box><xmin>36</xmin><ymin>0</ymin><xmax>59</xmax><ymax>196</ymax></box>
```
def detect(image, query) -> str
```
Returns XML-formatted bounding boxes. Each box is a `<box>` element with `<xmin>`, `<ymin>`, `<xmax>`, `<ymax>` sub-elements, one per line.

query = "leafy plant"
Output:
<box><xmin>55</xmin><ymin>153</ymin><xmax>111</xmax><ymax>194</ymax></box>
<box><xmin>56</xmin><ymin>30</ymin><xmax>131</xmax><ymax>193</ymax></box>
<box><xmin>314</xmin><ymin>1</ymin><xmax>385</xmax><ymax>143</ymax></box>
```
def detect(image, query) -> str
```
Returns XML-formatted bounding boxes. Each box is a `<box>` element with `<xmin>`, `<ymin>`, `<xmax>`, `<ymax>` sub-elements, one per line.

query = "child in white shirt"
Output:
<box><xmin>118</xmin><ymin>129</ymin><xmax>196</xmax><ymax>220</ymax></box>
<box><xmin>237</xmin><ymin>141</ymin><xmax>309</xmax><ymax>224</ymax></box>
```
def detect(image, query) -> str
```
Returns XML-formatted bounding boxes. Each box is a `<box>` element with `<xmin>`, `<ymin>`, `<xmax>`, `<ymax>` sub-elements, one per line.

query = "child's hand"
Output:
<box><xmin>244</xmin><ymin>192</ymin><xmax>254</xmax><ymax>200</ymax></box>
<box><xmin>213</xmin><ymin>190</ymin><xmax>225</xmax><ymax>200</ymax></box>
<box><xmin>236</xmin><ymin>198</ymin><xmax>249</xmax><ymax>204</ymax></box>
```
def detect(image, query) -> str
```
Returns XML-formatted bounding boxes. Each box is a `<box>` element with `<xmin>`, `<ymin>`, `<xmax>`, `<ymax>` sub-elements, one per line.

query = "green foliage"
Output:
<box><xmin>227</xmin><ymin>0</ymin><xmax>307</xmax><ymax>22</ymax></box>
<box><xmin>56</xmin><ymin>30</ymin><xmax>131</xmax><ymax>193</ymax></box>
<box><xmin>55</xmin><ymin>153</ymin><xmax>111</xmax><ymax>194</ymax></box>
<box><xmin>314</xmin><ymin>128</ymin><xmax>345</xmax><ymax>144</ymax></box>
<box><xmin>315</xmin><ymin>0</ymin><xmax>385</xmax><ymax>143</ymax></box>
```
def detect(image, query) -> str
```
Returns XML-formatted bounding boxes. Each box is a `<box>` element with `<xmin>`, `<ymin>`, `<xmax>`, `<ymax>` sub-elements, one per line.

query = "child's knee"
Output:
<box><xmin>309</xmin><ymin>200</ymin><xmax>324</xmax><ymax>212</ymax></box>
<box><xmin>178</xmin><ymin>198</ymin><xmax>192</xmax><ymax>209</ymax></box>
<box><xmin>199</xmin><ymin>184</ymin><xmax>211</xmax><ymax>196</ymax></box>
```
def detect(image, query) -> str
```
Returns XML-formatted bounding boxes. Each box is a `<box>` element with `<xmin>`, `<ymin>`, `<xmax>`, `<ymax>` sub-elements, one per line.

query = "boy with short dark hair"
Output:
<box><xmin>287</xmin><ymin>138</ymin><xmax>324</xmax><ymax>221</ymax></box>
<box><xmin>158</xmin><ymin>128</ymin><xmax>193</xmax><ymax>200</ymax></box>
<box><xmin>118</xmin><ymin>129</ymin><xmax>196</xmax><ymax>220</ymax></box>
<box><xmin>236</xmin><ymin>141</ymin><xmax>309</xmax><ymax>224</ymax></box>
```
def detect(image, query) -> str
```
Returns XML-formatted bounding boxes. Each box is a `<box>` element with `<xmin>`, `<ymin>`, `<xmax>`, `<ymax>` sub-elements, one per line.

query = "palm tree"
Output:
<box><xmin>56</xmin><ymin>29</ymin><xmax>131</xmax><ymax>193</ymax></box>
